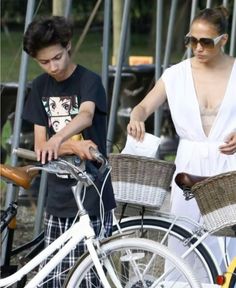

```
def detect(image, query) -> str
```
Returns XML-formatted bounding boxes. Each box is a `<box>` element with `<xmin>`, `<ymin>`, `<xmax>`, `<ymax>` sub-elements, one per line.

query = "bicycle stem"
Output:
<box><xmin>71</xmin><ymin>182</ymin><xmax>88</xmax><ymax>215</ymax></box>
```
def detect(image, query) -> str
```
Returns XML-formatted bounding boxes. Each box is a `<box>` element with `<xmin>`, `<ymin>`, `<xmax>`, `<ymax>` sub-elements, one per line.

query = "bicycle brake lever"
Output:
<box><xmin>89</xmin><ymin>147</ymin><xmax>109</xmax><ymax>175</ymax></box>
<box><xmin>28</xmin><ymin>161</ymin><xmax>69</xmax><ymax>175</ymax></box>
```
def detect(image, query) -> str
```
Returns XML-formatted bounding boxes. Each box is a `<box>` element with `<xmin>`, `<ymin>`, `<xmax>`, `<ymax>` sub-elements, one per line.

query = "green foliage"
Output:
<box><xmin>1</xmin><ymin>0</ymin><xmax>155</xmax><ymax>27</ymax></box>
<box><xmin>1</xmin><ymin>28</ymin><xmax>155</xmax><ymax>83</ymax></box>
<box><xmin>1</xmin><ymin>29</ymin><xmax>105</xmax><ymax>82</ymax></box>
<box><xmin>1</xmin><ymin>31</ymin><xmax>41</xmax><ymax>82</ymax></box>
<box><xmin>1</xmin><ymin>0</ymin><xmax>104</xmax><ymax>28</ymax></box>
<box><xmin>1</xmin><ymin>121</ymin><xmax>11</xmax><ymax>148</ymax></box>
<box><xmin>1</xmin><ymin>0</ymin><xmax>28</xmax><ymax>24</ymax></box>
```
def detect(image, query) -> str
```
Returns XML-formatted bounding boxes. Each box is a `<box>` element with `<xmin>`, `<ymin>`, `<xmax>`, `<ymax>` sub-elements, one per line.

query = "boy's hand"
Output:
<box><xmin>71</xmin><ymin>140</ymin><xmax>98</xmax><ymax>160</ymax></box>
<box><xmin>36</xmin><ymin>134</ymin><xmax>64</xmax><ymax>164</ymax></box>
<box><xmin>36</xmin><ymin>138</ymin><xmax>98</xmax><ymax>164</ymax></box>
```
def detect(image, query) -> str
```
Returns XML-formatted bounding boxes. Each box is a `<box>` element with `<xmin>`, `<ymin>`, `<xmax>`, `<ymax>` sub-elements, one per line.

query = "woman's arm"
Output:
<box><xmin>127</xmin><ymin>78</ymin><xmax>167</xmax><ymax>141</ymax></box>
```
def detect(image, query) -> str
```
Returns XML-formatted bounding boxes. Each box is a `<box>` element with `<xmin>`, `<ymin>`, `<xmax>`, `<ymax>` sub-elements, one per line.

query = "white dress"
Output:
<box><xmin>161</xmin><ymin>58</ymin><xmax>236</xmax><ymax>271</ymax></box>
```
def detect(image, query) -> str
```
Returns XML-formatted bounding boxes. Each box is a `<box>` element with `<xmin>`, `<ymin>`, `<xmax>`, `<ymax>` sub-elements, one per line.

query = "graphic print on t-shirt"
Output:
<box><xmin>42</xmin><ymin>95</ymin><xmax>79</xmax><ymax>133</ymax></box>
<box><xmin>42</xmin><ymin>95</ymin><xmax>83</xmax><ymax>178</ymax></box>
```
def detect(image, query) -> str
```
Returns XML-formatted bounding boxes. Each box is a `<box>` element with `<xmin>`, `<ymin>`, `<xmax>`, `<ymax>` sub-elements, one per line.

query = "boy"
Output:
<box><xmin>23</xmin><ymin>15</ymin><xmax>116</xmax><ymax>287</ymax></box>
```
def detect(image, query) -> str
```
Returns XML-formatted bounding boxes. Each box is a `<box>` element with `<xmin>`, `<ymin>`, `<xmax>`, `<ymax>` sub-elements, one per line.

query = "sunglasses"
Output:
<box><xmin>184</xmin><ymin>34</ymin><xmax>224</xmax><ymax>49</ymax></box>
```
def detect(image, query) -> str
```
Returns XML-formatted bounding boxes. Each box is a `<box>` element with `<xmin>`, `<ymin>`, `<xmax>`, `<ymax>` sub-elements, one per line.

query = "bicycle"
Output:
<box><xmin>109</xmin><ymin>153</ymin><xmax>236</xmax><ymax>287</ymax></box>
<box><xmin>0</xmin><ymin>148</ymin><xmax>201</xmax><ymax>287</ymax></box>
<box><xmin>1</xmin><ymin>165</ymin><xmax>44</xmax><ymax>287</ymax></box>
<box><xmin>1</xmin><ymin>200</ymin><xmax>44</xmax><ymax>287</ymax></box>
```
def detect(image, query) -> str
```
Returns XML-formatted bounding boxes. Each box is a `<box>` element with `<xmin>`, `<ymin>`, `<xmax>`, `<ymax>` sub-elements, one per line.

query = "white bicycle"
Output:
<box><xmin>0</xmin><ymin>148</ymin><xmax>201</xmax><ymax>288</ymax></box>
<box><xmin>110</xmin><ymin>153</ymin><xmax>236</xmax><ymax>287</ymax></box>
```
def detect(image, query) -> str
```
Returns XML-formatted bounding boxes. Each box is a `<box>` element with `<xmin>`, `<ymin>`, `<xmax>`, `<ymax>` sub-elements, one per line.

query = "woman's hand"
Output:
<box><xmin>127</xmin><ymin>120</ymin><xmax>145</xmax><ymax>141</ymax></box>
<box><xmin>219</xmin><ymin>132</ymin><xmax>236</xmax><ymax>155</ymax></box>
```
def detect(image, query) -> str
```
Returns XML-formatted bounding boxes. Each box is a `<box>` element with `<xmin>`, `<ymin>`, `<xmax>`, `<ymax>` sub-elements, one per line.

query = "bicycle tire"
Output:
<box><xmin>64</xmin><ymin>237</ymin><xmax>201</xmax><ymax>287</ymax></box>
<box><xmin>113</xmin><ymin>217</ymin><xmax>219</xmax><ymax>284</ymax></box>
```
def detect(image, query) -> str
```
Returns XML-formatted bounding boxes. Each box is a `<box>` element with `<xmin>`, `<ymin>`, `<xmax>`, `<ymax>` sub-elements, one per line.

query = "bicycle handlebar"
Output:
<box><xmin>0</xmin><ymin>148</ymin><xmax>109</xmax><ymax>189</ymax></box>
<box><xmin>89</xmin><ymin>147</ymin><xmax>108</xmax><ymax>166</ymax></box>
<box><xmin>13</xmin><ymin>148</ymin><xmax>37</xmax><ymax>161</ymax></box>
<box><xmin>13</xmin><ymin>147</ymin><xmax>108</xmax><ymax>167</ymax></box>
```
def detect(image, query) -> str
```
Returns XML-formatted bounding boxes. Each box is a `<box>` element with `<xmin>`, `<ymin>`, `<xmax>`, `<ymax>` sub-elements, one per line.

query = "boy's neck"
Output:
<box><xmin>52</xmin><ymin>62</ymin><xmax>77</xmax><ymax>82</ymax></box>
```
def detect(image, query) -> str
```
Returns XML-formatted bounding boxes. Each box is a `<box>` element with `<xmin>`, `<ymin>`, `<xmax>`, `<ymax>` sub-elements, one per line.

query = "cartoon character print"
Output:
<box><xmin>42</xmin><ymin>95</ymin><xmax>82</xmax><ymax>178</ymax></box>
<box><xmin>42</xmin><ymin>95</ymin><xmax>79</xmax><ymax>132</ymax></box>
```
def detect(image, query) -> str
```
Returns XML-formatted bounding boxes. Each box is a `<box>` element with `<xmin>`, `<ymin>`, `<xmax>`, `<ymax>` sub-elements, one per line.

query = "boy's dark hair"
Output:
<box><xmin>23</xmin><ymin>16</ymin><xmax>73</xmax><ymax>57</ymax></box>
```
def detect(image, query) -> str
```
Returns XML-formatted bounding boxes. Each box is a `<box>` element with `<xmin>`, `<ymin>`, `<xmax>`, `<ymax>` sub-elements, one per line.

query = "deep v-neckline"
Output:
<box><xmin>188</xmin><ymin>58</ymin><xmax>236</xmax><ymax>138</ymax></box>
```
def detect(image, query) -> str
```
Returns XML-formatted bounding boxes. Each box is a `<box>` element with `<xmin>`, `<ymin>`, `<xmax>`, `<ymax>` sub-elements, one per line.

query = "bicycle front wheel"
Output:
<box><xmin>64</xmin><ymin>237</ymin><xmax>201</xmax><ymax>288</ymax></box>
<box><xmin>113</xmin><ymin>217</ymin><xmax>218</xmax><ymax>284</ymax></box>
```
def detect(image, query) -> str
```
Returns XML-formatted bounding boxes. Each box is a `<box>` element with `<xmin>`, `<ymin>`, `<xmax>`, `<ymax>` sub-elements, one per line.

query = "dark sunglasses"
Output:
<box><xmin>184</xmin><ymin>34</ymin><xmax>224</xmax><ymax>49</ymax></box>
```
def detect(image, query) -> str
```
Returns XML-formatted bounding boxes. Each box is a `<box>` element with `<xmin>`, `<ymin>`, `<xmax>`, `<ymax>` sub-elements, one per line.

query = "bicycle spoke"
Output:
<box><xmin>64</xmin><ymin>238</ymin><xmax>201</xmax><ymax>288</ymax></box>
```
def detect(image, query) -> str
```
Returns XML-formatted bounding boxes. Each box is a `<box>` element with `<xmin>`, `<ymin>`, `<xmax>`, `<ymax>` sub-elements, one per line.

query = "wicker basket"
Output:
<box><xmin>192</xmin><ymin>171</ymin><xmax>236</xmax><ymax>237</ymax></box>
<box><xmin>109</xmin><ymin>153</ymin><xmax>176</xmax><ymax>209</ymax></box>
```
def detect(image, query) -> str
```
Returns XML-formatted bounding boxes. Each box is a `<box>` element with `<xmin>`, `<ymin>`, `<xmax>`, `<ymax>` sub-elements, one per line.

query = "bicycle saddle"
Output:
<box><xmin>0</xmin><ymin>164</ymin><xmax>39</xmax><ymax>189</ymax></box>
<box><xmin>175</xmin><ymin>172</ymin><xmax>208</xmax><ymax>191</ymax></box>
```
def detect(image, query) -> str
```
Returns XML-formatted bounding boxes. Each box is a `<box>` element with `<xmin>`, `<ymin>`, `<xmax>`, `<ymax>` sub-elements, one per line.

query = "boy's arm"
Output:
<box><xmin>34</xmin><ymin>125</ymin><xmax>47</xmax><ymax>162</ymax></box>
<box><xmin>56</xmin><ymin>101</ymin><xmax>95</xmax><ymax>143</ymax></box>
<box><xmin>58</xmin><ymin>139</ymin><xmax>97</xmax><ymax>161</ymax></box>
<box><xmin>34</xmin><ymin>100</ymin><xmax>97</xmax><ymax>164</ymax></box>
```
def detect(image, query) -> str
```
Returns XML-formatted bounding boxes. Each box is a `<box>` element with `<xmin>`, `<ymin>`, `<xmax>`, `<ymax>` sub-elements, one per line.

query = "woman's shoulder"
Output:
<box><xmin>162</xmin><ymin>59</ymin><xmax>189</xmax><ymax>79</ymax></box>
<box><xmin>166</xmin><ymin>59</ymin><xmax>189</xmax><ymax>71</ymax></box>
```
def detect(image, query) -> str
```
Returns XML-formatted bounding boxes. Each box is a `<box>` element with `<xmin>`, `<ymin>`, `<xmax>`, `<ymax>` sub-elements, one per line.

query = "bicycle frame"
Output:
<box><xmin>1</xmin><ymin>150</ymin><xmax>232</xmax><ymax>287</ymax></box>
<box><xmin>0</xmin><ymin>153</ymin><xmax>115</xmax><ymax>288</ymax></box>
<box><xmin>0</xmin><ymin>213</ymin><xmax>113</xmax><ymax>288</ymax></box>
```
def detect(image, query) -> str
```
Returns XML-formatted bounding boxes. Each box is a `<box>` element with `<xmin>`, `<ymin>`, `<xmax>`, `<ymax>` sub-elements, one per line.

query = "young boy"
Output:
<box><xmin>23</xmin><ymin>15</ymin><xmax>116</xmax><ymax>287</ymax></box>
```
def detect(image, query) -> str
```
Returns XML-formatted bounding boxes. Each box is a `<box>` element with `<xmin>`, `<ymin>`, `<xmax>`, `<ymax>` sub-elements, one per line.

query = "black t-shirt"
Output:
<box><xmin>23</xmin><ymin>65</ymin><xmax>116</xmax><ymax>217</ymax></box>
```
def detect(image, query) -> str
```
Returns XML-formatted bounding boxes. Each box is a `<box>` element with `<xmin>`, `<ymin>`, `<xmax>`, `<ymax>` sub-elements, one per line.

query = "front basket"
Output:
<box><xmin>192</xmin><ymin>171</ymin><xmax>236</xmax><ymax>237</ymax></box>
<box><xmin>109</xmin><ymin>153</ymin><xmax>176</xmax><ymax>209</ymax></box>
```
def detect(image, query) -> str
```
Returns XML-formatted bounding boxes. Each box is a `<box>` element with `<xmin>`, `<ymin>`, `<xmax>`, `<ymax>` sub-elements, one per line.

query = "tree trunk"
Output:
<box><xmin>52</xmin><ymin>0</ymin><xmax>66</xmax><ymax>16</ymax></box>
<box><xmin>112</xmin><ymin>0</ymin><xmax>123</xmax><ymax>65</ymax></box>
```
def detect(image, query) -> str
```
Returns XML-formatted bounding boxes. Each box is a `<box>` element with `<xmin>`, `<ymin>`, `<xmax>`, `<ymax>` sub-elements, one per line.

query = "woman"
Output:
<box><xmin>128</xmin><ymin>6</ymin><xmax>236</xmax><ymax>273</ymax></box>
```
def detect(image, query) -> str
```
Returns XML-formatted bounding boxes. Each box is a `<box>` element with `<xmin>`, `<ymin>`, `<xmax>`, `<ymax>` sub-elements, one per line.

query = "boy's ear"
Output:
<box><xmin>66</xmin><ymin>41</ymin><xmax>72</xmax><ymax>52</ymax></box>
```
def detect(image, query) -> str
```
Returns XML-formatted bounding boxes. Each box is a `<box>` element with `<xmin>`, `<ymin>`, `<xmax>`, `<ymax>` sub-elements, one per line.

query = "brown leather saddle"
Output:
<box><xmin>175</xmin><ymin>172</ymin><xmax>209</xmax><ymax>191</ymax></box>
<box><xmin>0</xmin><ymin>164</ymin><xmax>39</xmax><ymax>190</ymax></box>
